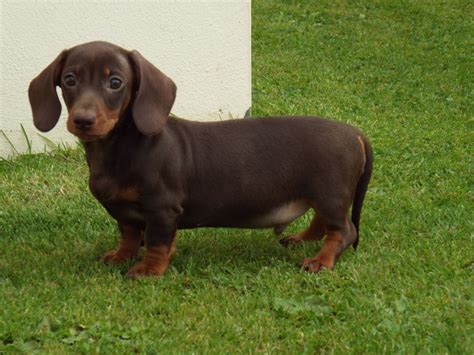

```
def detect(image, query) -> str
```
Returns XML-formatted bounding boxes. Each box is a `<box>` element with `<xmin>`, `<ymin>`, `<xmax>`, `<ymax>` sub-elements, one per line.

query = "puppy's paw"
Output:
<box><xmin>102</xmin><ymin>249</ymin><xmax>137</xmax><ymax>264</ymax></box>
<box><xmin>301</xmin><ymin>257</ymin><xmax>332</xmax><ymax>273</ymax></box>
<box><xmin>279</xmin><ymin>235</ymin><xmax>303</xmax><ymax>248</ymax></box>
<box><xmin>125</xmin><ymin>262</ymin><xmax>165</xmax><ymax>278</ymax></box>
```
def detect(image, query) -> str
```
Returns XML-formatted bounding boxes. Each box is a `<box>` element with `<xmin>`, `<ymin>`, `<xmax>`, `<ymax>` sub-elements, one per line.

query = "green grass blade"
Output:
<box><xmin>20</xmin><ymin>124</ymin><xmax>32</xmax><ymax>154</ymax></box>
<box><xmin>0</xmin><ymin>129</ymin><xmax>19</xmax><ymax>155</ymax></box>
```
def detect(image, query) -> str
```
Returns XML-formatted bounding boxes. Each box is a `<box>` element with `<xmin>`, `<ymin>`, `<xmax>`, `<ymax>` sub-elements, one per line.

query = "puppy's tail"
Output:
<box><xmin>351</xmin><ymin>136</ymin><xmax>373</xmax><ymax>250</ymax></box>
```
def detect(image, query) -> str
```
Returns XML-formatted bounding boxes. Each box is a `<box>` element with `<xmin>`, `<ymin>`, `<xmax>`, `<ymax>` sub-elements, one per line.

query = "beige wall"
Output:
<box><xmin>0</xmin><ymin>0</ymin><xmax>250</xmax><ymax>157</ymax></box>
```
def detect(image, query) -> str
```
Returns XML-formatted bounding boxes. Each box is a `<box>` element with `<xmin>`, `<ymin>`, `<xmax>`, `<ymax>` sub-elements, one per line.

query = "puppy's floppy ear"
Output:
<box><xmin>28</xmin><ymin>50</ymin><xmax>67</xmax><ymax>132</ymax></box>
<box><xmin>129</xmin><ymin>50</ymin><xmax>177</xmax><ymax>135</ymax></box>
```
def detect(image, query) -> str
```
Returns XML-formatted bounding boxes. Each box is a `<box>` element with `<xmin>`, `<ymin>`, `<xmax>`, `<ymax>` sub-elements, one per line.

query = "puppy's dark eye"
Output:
<box><xmin>109</xmin><ymin>77</ymin><xmax>123</xmax><ymax>90</ymax></box>
<box><xmin>63</xmin><ymin>74</ymin><xmax>76</xmax><ymax>87</ymax></box>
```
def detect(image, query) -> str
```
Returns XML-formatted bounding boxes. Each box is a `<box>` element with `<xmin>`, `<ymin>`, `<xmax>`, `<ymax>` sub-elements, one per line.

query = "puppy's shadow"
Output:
<box><xmin>87</xmin><ymin>227</ymin><xmax>320</xmax><ymax>277</ymax></box>
<box><xmin>169</xmin><ymin>228</ymin><xmax>320</xmax><ymax>274</ymax></box>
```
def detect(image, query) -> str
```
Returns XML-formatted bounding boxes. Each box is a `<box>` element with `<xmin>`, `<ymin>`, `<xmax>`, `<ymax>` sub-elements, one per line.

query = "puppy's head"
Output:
<box><xmin>28</xmin><ymin>41</ymin><xmax>176</xmax><ymax>141</ymax></box>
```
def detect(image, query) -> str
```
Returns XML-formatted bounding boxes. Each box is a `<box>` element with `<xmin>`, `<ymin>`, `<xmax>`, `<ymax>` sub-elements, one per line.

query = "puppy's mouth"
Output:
<box><xmin>73</xmin><ymin>132</ymin><xmax>107</xmax><ymax>142</ymax></box>
<box><xmin>67</xmin><ymin>116</ymin><xmax>118</xmax><ymax>142</ymax></box>
<box><xmin>67</xmin><ymin>125</ymin><xmax>108</xmax><ymax>142</ymax></box>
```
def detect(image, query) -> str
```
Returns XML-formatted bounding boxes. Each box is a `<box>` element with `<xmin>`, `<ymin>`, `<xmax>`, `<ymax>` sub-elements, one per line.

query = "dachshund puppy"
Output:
<box><xmin>29</xmin><ymin>41</ymin><xmax>373</xmax><ymax>278</ymax></box>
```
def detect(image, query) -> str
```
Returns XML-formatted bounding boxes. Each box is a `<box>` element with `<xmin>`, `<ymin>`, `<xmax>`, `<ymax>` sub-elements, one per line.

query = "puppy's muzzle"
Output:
<box><xmin>73</xmin><ymin>110</ymin><xmax>96</xmax><ymax>131</ymax></box>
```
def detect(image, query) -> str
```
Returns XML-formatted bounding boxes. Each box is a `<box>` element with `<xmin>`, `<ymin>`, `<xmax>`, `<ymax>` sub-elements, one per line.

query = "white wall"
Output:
<box><xmin>0</xmin><ymin>0</ymin><xmax>250</xmax><ymax>157</ymax></box>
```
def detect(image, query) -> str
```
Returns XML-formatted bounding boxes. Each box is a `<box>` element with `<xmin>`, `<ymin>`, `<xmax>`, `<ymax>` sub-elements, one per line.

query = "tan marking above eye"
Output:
<box><xmin>104</xmin><ymin>67</ymin><xmax>110</xmax><ymax>76</ymax></box>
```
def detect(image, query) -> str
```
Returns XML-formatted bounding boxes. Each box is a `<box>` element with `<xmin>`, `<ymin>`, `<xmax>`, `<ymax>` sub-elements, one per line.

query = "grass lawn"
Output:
<box><xmin>1</xmin><ymin>0</ymin><xmax>472</xmax><ymax>353</ymax></box>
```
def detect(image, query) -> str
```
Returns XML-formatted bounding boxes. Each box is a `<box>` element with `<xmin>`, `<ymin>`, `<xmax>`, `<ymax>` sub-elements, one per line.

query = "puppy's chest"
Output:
<box><xmin>89</xmin><ymin>175</ymin><xmax>139</xmax><ymax>205</ymax></box>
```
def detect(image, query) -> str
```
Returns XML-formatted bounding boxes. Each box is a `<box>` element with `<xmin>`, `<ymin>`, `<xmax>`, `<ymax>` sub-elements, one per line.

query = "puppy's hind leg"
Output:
<box><xmin>279</xmin><ymin>212</ymin><xmax>326</xmax><ymax>247</ymax></box>
<box><xmin>301</xmin><ymin>215</ymin><xmax>357</xmax><ymax>272</ymax></box>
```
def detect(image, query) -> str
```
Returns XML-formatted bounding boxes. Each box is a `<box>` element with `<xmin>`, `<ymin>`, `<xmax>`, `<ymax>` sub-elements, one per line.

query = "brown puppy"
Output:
<box><xmin>28</xmin><ymin>41</ymin><xmax>373</xmax><ymax>278</ymax></box>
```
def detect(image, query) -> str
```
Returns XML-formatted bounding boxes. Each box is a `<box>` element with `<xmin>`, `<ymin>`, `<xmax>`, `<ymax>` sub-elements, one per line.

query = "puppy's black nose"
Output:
<box><xmin>73</xmin><ymin>113</ymin><xmax>96</xmax><ymax>130</ymax></box>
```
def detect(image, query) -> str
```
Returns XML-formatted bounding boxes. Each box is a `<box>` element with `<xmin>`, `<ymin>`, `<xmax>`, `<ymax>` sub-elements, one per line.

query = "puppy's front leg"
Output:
<box><xmin>103</xmin><ymin>224</ymin><xmax>144</xmax><ymax>264</ymax></box>
<box><xmin>126</xmin><ymin>218</ymin><xmax>177</xmax><ymax>278</ymax></box>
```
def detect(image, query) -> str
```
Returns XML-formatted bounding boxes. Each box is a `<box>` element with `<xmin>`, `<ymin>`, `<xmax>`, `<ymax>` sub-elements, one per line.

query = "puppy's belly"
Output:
<box><xmin>180</xmin><ymin>199</ymin><xmax>310</xmax><ymax>229</ymax></box>
<box><xmin>244</xmin><ymin>199</ymin><xmax>310</xmax><ymax>228</ymax></box>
